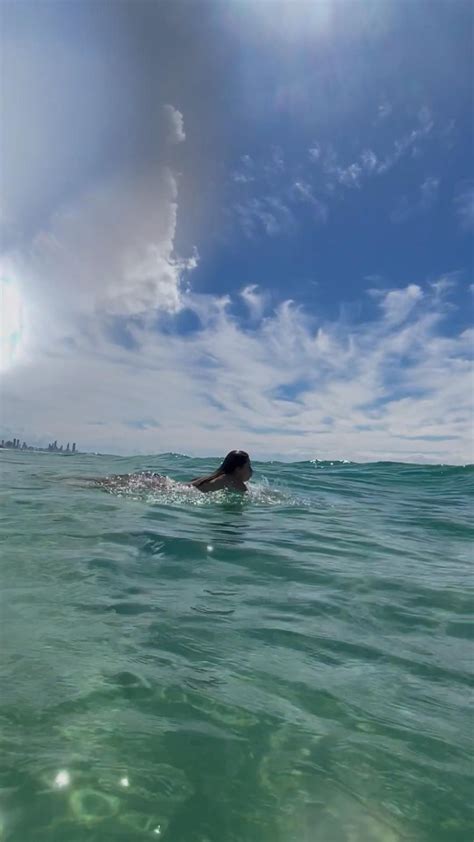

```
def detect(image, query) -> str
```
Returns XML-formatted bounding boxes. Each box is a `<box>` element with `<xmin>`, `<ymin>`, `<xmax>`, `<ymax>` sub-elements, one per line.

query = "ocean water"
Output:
<box><xmin>0</xmin><ymin>450</ymin><xmax>473</xmax><ymax>842</ymax></box>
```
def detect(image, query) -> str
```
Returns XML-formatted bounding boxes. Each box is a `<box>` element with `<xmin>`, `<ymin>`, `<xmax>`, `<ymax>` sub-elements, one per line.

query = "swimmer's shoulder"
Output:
<box><xmin>192</xmin><ymin>476</ymin><xmax>247</xmax><ymax>494</ymax></box>
<box><xmin>191</xmin><ymin>475</ymin><xmax>229</xmax><ymax>493</ymax></box>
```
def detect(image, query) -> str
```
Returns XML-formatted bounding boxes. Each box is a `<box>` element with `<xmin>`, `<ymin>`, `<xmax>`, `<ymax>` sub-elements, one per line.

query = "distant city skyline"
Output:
<box><xmin>1</xmin><ymin>437</ymin><xmax>77</xmax><ymax>453</ymax></box>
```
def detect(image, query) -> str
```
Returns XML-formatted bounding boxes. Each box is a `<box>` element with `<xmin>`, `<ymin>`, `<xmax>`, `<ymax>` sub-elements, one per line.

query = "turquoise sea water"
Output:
<box><xmin>0</xmin><ymin>450</ymin><xmax>473</xmax><ymax>842</ymax></box>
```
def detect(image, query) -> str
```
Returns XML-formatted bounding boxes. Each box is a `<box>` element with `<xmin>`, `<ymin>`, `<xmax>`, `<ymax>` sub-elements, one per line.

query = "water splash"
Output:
<box><xmin>87</xmin><ymin>472</ymin><xmax>310</xmax><ymax>508</ymax></box>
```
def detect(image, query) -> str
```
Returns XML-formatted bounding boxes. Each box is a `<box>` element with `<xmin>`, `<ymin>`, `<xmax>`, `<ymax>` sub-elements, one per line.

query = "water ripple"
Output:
<box><xmin>0</xmin><ymin>451</ymin><xmax>473</xmax><ymax>841</ymax></box>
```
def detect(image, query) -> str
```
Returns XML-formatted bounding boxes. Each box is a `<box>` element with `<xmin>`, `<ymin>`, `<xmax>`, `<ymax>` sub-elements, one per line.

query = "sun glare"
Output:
<box><xmin>0</xmin><ymin>276</ymin><xmax>24</xmax><ymax>371</ymax></box>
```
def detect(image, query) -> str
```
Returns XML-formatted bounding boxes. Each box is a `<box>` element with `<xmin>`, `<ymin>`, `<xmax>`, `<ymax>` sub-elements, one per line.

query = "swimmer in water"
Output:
<box><xmin>91</xmin><ymin>450</ymin><xmax>253</xmax><ymax>494</ymax></box>
<box><xmin>189</xmin><ymin>450</ymin><xmax>253</xmax><ymax>493</ymax></box>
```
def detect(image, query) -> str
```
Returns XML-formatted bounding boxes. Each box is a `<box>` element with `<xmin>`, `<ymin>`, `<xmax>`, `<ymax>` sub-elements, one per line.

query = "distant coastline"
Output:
<box><xmin>0</xmin><ymin>438</ymin><xmax>78</xmax><ymax>454</ymax></box>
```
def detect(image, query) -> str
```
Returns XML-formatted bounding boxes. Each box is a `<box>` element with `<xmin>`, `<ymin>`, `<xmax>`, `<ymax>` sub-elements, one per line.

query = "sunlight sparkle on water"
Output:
<box><xmin>54</xmin><ymin>770</ymin><xmax>71</xmax><ymax>789</ymax></box>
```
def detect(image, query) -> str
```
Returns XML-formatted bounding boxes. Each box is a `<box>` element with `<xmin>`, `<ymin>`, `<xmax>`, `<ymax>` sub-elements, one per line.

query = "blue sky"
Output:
<box><xmin>1</xmin><ymin>0</ymin><xmax>473</xmax><ymax>462</ymax></box>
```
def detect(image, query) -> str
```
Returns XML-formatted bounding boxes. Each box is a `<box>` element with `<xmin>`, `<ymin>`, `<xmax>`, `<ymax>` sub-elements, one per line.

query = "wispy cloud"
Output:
<box><xmin>308</xmin><ymin>143</ymin><xmax>321</xmax><ymax>162</ymax></box>
<box><xmin>390</xmin><ymin>176</ymin><xmax>440</xmax><ymax>223</ymax></box>
<box><xmin>360</xmin><ymin>149</ymin><xmax>379</xmax><ymax>173</ymax></box>
<box><xmin>292</xmin><ymin>181</ymin><xmax>328</xmax><ymax>222</ymax></box>
<box><xmin>369</xmin><ymin>283</ymin><xmax>424</xmax><ymax>324</ymax></box>
<box><xmin>336</xmin><ymin>163</ymin><xmax>363</xmax><ymax>189</ymax></box>
<box><xmin>420</xmin><ymin>176</ymin><xmax>440</xmax><ymax>206</ymax></box>
<box><xmin>430</xmin><ymin>271</ymin><xmax>462</xmax><ymax>302</ymax></box>
<box><xmin>233</xmin><ymin>196</ymin><xmax>295</xmax><ymax>238</ymax></box>
<box><xmin>232</xmin><ymin>169</ymin><xmax>328</xmax><ymax>238</ymax></box>
<box><xmin>231</xmin><ymin>154</ymin><xmax>256</xmax><ymax>184</ymax></box>
<box><xmin>377</xmin><ymin>107</ymin><xmax>434</xmax><ymax>174</ymax></box>
<box><xmin>233</xmin><ymin>148</ymin><xmax>284</xmax><ymax>184</ymax></box>
<box><xmin>232</xmin><ymin>172</ymin><xmax>254</xmax><ymax>185</ymax></box>
<box><xmin>307</xmin><ymin>107</ymin><xmax>435</xmax><ymax>199</ymax></box>
<box><xmin>455</xmin><ymin>184</ymin><xmax>474</xmax><ymax>231</ymax></box>
<box><xmin>320</xmin><ymin>148</ymin><xmax>365</xmax><ymax>189</ymax></box>
<box><xmin>240</xmin><ymin>284</ymin><xmax>267</xmax><ymax>321</ymax></box>
<box><xmin>232</xmin><ymin>105</ymin><xmax>437</xmax><ymax>237</ymax></box>
<box><xmin>265</xmin><ymin>146</ymin><xmax>285</xmax><ymax>175</ymax></box>
<box><xmin>163</xmin><ymin>105</ymin><xmax>186</xmax><ymax>144</ymax></box>
<box><xmin>376</xmin><ymin>101</ymin><xmax>393</xmax><ymax>122</ymax></box>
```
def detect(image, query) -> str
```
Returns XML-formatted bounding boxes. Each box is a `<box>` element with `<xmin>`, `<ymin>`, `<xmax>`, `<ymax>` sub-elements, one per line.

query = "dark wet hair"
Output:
<box><xmin>219</xmin><ymin>450</ymin><xmax>250</xmax><ymax>474</ymax></box>
<box><xmin>192</xmin><ymin>450</ymin><xmax>250</xmax><ymax>488</ymax></box>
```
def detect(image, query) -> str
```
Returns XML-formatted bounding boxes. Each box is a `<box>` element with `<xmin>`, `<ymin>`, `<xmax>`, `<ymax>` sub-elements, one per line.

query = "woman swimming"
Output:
<box><xmin>91</xmin><ymin>450</ymin><xmax>253</xmax><ymax>494</ymax></box>
<box><xmin>189</xmin><ymin>450</ymin><xmax>253</xmax><ymax>493</ymax></box>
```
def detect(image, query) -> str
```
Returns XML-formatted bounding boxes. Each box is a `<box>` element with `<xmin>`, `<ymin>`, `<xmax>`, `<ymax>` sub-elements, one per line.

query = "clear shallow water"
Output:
<box><xmin>1</xmin><ymin>450</ymin><xmax>473</xmax><ymax>842</ymax></box>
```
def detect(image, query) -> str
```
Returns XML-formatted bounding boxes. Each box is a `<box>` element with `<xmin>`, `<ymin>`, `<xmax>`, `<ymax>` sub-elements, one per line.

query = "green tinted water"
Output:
<box><xmin>0</xmin><ymin>451</ymin><xmax>473</xmax><ymax>841</ymax></box>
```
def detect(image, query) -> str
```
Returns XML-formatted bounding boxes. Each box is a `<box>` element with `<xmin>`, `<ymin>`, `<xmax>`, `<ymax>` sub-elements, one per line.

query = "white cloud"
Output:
<box><xmin>377</xmin><ymin>101</ymin><xmax>392</xmax><ymax>121</ymax></box>
<box><xmin>336</xmin><ymin>163</ymin><xmax>363</xmax><ymax>189</ymax></box>
<box><xmin>417</xmin><ymin>105</ymin><xmax>433</xmax><ymax>128</ymax></box>
<box><xmin>455</xmin><ymin>184</ymin><xmax>474</xmax><ymax>231</ymax></box>
<box><xmin>320</xmin><ymin>149</ymin><xmax>365</xmax><ymax>191</ymax></box>
<box><xmin>232</xmin><ymin>172</ymin><xmax>254</xmax><ymax>184</ymax></box>
<box><xmin>361</xmin><ymin>149</ymin><xmax>378</xmax><ymax>172</ymax></box>
<box><xmin>377</xmin><ymin>107</ymin><xmax>434</xmax><ymax>174</ymax></box>
<box><xmin>163</xmin><ymin>104</ymin><xmax>186</xmax><ymax>143</ymax></box>
<box><xmin>378</xmin><ymin>284</ymin><xmax>424</xmax><ymax>324</ymax></box>
<box><xmin>430</xmin><ymin>271</ymin><xmax>461</xmax><ymax>301</ymax></box>
<box><xmin>308</xmin><ymin>108</ymin><xmax>434</xmax><ymax>199</ymax></box>
<box><xmin>268</xmin><ymin>146</ymin><xmax>285</xmax><ymax>173</ymax></box>
<box><xmin>232</xmin><ymin>149</ymin><xmax>284</xmax><ymax>185</ymax></box>
<box><xmin>230</xmin><ymin>147</ymin><xmax>330</xmax><ymax>235</ymax></box>
<box><xmin>231</xmin><ymin>154</ymin><xmax>255</xmax><ymax>184</ymax></box>
<box><xmin>240</xmin><ymin>285</ymin><xmax>267</xmax><ymax>321</ymax></box>
<box><xmin>231</xmin><ymin>113</ymin><xmax>434</xmax><ymax>234</ymax></box>
<box><xmin>308</xmin><ymin>144</ymin><xmax>321</xmax><ymax>162</ymax></box>
<box><xmin>368</xmin><ymin>284</ymin><xmax>425</xmax><ymax>326</ymax></box>
<box><xmin>1</xmin><ymin>168</ymin><xmax>196</xmax><ymax>358</ymax></box>
<box><xmin>234</xmin><ymin>196</ymin><xmax>295</xmax><ymax>238</ymax></box>
<box><xmin>420</xmin><ymin>176</ymin><xmax>440</xmax><ymax>207</ymax></box>
<box><xmin>1</xmin><ymin>265</ymin><xmax>472</xmax><ymax>463</ymax></box>
<box><xmin>292</xmin><ymin>182</ymin><xmax>328</xmax><ymax>222</ymax></box>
